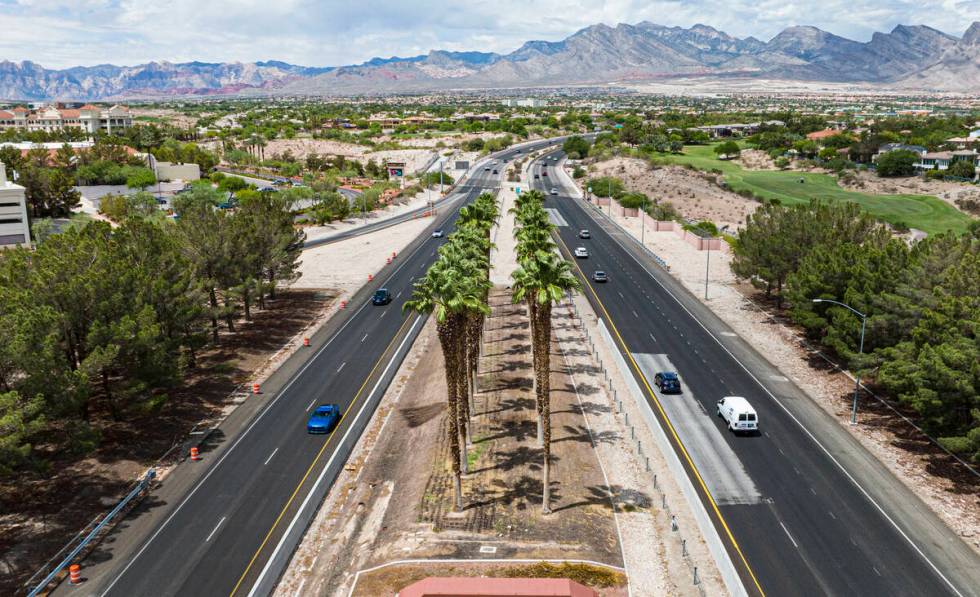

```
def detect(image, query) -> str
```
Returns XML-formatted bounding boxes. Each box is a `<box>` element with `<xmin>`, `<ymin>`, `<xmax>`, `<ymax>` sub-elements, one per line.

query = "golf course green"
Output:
<box><xmin>656</xmin><ymin>145</ymin><xmax>973</xmax><ymax>236</ymax></box>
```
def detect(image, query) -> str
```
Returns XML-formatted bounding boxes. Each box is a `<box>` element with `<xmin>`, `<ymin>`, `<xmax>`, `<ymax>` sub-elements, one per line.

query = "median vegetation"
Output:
<box><xmin>731</xmin><ymin>200</ymin><xmax>980</xmax><ymax>461</ymax></box>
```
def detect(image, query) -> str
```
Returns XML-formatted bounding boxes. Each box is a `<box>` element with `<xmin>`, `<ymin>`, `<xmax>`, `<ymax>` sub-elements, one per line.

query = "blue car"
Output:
<box><xmin>307</xmin><ymin>404</ymin><xmax>341</xmax><ymax>434</ymax></box>
<box><xmin>654</xmin><ymin>371</ymin><xmax>682</xmax><ymax>394</ymax></box>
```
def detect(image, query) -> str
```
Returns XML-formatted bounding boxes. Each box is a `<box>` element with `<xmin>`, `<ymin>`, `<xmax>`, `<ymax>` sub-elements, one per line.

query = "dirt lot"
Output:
<box><xmin>0</xmin><ymin>289</ymin><xmax>335</xmax><ymax>594</ymax></box>
<box><xmin>585</xmin><ymin>157</ymin><xmax>758</xmax><ymax>229</ymax></box>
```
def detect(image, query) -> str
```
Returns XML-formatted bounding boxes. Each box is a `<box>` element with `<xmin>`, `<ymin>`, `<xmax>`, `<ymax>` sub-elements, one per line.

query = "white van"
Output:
<box><xmin>716</xmin><ymin>396</ymin><xmax>758</xmax><ymax>434</ymax></box>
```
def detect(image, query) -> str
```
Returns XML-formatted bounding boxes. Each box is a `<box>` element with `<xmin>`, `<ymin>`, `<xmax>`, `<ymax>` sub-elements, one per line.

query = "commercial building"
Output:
<box><xmin>0</xmin><ymin>162</ymin><xmax>30</xmax><ymax>249</ymax></box>
<box><xmin>0</xmin><ymin>104</ymin><xmax>133</xmax><ymax>134</ymax></box>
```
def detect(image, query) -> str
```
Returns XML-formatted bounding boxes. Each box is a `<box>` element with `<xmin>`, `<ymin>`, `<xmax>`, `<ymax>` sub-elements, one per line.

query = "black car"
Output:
<box><xmin>654</xmin><ymin>371</ymin><xmax>682</xmax><ymax>394</ymax></box>
<box><xmin>592</xmin><ymin>270</ymin><xmax>608</xmax><ymax>283</ymax></box>
<box><xmin>492</xmin><ymin>169</ymin><xmax>498</xmax><ymax>174</ymax></box>
<box><xmin>372</xmin><ymin>288</ymin><xmax>392</xmax><ymax>305</ymax></box>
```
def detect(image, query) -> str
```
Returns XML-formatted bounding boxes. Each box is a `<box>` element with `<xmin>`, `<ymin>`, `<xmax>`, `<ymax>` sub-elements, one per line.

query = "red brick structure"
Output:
<box><xmin>398</xmin><ymin>576</ymin><xmax>598</xmax><ymax>597</ymax></box>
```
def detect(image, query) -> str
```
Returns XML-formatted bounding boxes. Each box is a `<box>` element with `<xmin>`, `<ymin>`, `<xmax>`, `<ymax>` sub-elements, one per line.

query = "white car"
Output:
<box><xmin>574</xmin><ymin>247</ymin><xmax>589</xmax><ymax>258</ymax></box>
<box><xmin>432</xmin><ymin>229</ymin><xmax>444</xmax><ymax>238</ymax></box>
<box><xmin>550</xmin><ymin>188</ymin><xmax>559</xmax><ymax>196</ymax></box>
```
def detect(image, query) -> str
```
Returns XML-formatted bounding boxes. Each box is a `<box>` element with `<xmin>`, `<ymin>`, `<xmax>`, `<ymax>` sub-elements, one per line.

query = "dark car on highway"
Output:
<box><xmin>592</xmin><ymin>270</ymin><xmax>608</xmax><ymax>283</ymax></box>
<box><xmin>372</xmin><ymin>288</ymin><xmax>392</xmax><ymax>305</ymax></box>
<box><xmin>307</xmin><ymin>404</ymin><xmax>341</xmax><ymax>434</ymax></box>
<box><xmin>654</xmin><ymin>371</ymin><xmax>682</xmax><ymax>394</ymax></box>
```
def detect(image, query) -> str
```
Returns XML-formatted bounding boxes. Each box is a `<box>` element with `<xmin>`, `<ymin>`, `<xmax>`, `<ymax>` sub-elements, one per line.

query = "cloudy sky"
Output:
<box><xmin>1</xmin><ymin>0</ymin><xmax>978</xmax><ymax>69</ymax></box>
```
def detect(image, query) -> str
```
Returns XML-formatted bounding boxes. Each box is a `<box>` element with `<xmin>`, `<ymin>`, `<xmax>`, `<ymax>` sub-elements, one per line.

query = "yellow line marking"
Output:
<box><xmin>229</xmin><ymin>313</ymin><xmax>417</xmax><ymax>596</ymax></box>
<box><xmin>553</xmin><ymin>231</ymin><xmax>766</xmax><ymax>597</ymax></box>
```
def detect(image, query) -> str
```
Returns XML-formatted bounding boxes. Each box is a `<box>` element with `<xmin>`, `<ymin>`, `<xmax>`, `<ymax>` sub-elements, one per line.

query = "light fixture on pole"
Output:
<box><xmin>812</xmin><ymin>298</ymin><xmax>867</xmax><ymax>425</ymax></box>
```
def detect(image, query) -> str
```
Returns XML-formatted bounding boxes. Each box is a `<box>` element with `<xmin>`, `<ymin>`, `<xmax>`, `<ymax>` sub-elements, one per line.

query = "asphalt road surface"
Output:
<box><xmin>531</xmin><ymin>151</ymin><xmax>978</xmax><ymax>597</ymax></box>
<box><xmin>64</xmin><ymin>140</ymin><xmax>563</xmax><ymax>597</ymax></box>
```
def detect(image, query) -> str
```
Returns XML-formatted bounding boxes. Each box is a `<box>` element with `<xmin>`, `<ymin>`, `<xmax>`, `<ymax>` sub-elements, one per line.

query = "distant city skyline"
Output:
<box><xmin>0</xmin><ymin>0</ymin><xmax>977</xmax><ymax>69</ymax></box>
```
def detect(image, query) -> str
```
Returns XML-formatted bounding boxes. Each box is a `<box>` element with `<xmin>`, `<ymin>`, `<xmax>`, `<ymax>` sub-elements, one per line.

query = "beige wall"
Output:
<box><xmin>155</xmin><ymin>161</ymin><xmax>201</xmax><ymax>182</ymax></box>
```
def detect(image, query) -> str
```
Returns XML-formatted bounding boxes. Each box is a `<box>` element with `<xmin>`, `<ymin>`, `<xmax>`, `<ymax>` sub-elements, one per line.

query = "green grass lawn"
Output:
<box><xmin>655</xmin><ymin>145</ymin><xmax>973</xmax><ymax>236</ymax></box>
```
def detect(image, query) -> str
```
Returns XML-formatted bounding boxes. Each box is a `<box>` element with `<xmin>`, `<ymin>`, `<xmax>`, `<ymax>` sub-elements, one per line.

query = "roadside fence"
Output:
<box><xmin>24</xmin><ymin>469</ymin><xmax>157</xmax><ymax>596</ymax></box>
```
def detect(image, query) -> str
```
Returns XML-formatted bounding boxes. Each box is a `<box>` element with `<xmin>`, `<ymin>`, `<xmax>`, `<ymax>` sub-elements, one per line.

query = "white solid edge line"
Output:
<box><xmin>99</xmin><ymin>182</ymin><xmax>453</xmax><ymax>596</ymax></box>
<box><xmin>580</xmin><ymin>195</ymin><xmax>966</xmax><ymax>597</ymax></box>
<box><xmin>245</xmin><ymin>315</ymin><xmax>424</xmax><ymax>597</ymax></box>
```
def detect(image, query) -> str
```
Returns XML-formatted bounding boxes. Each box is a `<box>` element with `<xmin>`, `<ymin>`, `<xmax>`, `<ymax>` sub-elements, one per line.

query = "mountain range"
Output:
<box><xmin>2</xmin><ymin>21</ymin><xmax>978</xmax><ymax>100</ymax></box>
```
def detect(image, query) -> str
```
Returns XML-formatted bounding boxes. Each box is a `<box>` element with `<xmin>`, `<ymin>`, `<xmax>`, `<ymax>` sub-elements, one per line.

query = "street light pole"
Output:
<box><xmin>812</xmin><ymin>298</ymin><xmax>867</xmax><ymax>425</ymax></box>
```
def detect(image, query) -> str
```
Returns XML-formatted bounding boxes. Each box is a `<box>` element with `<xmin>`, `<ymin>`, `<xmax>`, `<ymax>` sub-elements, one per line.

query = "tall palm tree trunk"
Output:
<box><xmin>437</xmin><ymin>319</ymin><xmax>464</xmax><ymax>511</ymax></box>
<box><xmin>526</xmin><ymin>298</ymin><xmax>544</xmax><ymax>446</ymax></box>
<box><xmin>538</xmin><ymin>303</ymin><xmax>553</xmax><ymax>514</ymax></box>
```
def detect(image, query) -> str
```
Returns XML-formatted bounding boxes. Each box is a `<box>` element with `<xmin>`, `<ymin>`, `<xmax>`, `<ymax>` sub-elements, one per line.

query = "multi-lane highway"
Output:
<box><xmin>61</xmin><ymin>140</ymin><xmax>563</xmax><ymax>597</ymax></box>
<box><xmin>531</xmin><ymin>151</ymin><xmax>980</xmax><ymax>597</ymax></box>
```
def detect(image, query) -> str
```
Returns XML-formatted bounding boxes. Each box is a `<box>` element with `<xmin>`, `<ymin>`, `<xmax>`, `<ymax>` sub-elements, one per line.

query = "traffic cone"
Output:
<box><xmin>190</xmin><ymin>446</ymin><xmax>201</xmax><ymax>461</ymax></box>
<box><xmin>69</xmin><ymin>564</ymin><xmax>82</xmax><ymax>585</ymax></box>
<box><xmin>252</xmin><ymin>383</ymin><xmax>261</xmax><ymax>394</ymax></box>
<box><xmin>303</xmin><ymin>337</ymin><xmax>310</xmax><ymax>347</ymax></box>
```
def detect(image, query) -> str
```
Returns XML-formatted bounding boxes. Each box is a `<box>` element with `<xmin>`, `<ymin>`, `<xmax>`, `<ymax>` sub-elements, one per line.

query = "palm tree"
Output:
<box><xmin>512</xmin><ymin>252</ymin><xmax>580</xmax><ymax>514</ymax></box>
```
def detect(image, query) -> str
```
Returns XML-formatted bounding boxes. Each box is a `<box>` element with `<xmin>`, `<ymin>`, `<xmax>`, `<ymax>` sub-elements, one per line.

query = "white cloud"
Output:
<box><xmin>0</xmin><ymin>0</ymin><xmax>976</xmax><ymax>68</ymax></box>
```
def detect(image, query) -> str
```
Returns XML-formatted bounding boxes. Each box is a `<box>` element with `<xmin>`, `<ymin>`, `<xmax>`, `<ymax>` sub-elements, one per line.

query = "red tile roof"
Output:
<box><xmin>0</xmin><ymin>110</ymin><xmax>13</xmax><ymax>119</ymax></box>
<box><xmin>398</xmin><ymin>577</ymin><xmax>599</xmax><ymax>597</ymax></box>
<box><xmin>12</xmin><ymin>107</ymin><xmax>29</xmax><ymax>114</ymax></box>
<box><xmin>806</xmin><ymin>128</ymin><xmax>840</xmax><ymax>141</ymax></box>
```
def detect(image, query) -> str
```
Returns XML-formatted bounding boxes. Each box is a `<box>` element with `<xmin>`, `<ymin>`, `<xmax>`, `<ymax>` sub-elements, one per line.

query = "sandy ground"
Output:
<box><xmin>587</xmin><ymin>200</ymin><xmax>980</xmax><ymax>557</ymax></box>
<box><xmin>734</xmin><ymin>149</ymin><xmax>777</xmax><ymax>170</ymax></box>
<box><xmin>584</xmin><ymin>157</ymin><xmax>757</xmax><ymax>229</ymax></box>
<box><xmin>293</xmin><ymin>213</ymin><xmax>433</xmax><ymax>298</ymax></box>
<box><xmin>264</xmin><ymin>139</ymin><xmax>439</xmax><ymax>174</ymax></box>
<box><xmin>839</xmin><ymin>169</ymin><xmax>980</xmax><ymax>213</ymax></box>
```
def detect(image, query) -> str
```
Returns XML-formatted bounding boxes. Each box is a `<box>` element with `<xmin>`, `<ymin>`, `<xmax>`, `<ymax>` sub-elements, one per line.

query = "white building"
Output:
<box><xmin>0</xmin><ymin>104</ymin><xmax>133</xmax><ymax>134</ymax></box>
<box><xmin>0</xmin><ymin>162</ymin><xmax>30</xmax><ymax>249</ymax></box>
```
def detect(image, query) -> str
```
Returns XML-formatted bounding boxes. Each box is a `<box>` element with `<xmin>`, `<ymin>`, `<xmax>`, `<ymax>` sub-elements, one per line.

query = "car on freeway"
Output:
<box><xmin>484</xmin><ymin>166</ymin><xmax>491</xmax><ymax>171</ymax></box>
<box><xmin>654</xmin><ymin>371</ymin><xmax>682</xmax><ymax>394</ymax></box>
<box><xmin>492</xmin><ymin>169</ymin><xmax>498</xmax><ymax>174</ymax></box>
<box><xmin>717</xmin><ymin>396</ymin><xmax>759</xmax><ymax>434</ymax></box>
<box><xmin>432</xmin><ymin>229</ymin><xmax>444</xmax><ymax>238</ymax></box>
<box><xmin>592</xmin><ymin>270</ymin><xmax>608</xmax><ymax>283</ymax></box>
<box><xmin>372</xmin><ymin>288</ymin><xmax>392</xmax><ymax>305</ymax></box>
<box><xmin>534</xmin><ymin>174</ymin><xmax>540</xmax><ymax>179</ymax></box>
<box><xmin>578</xmin><ymin>229</ymin><xmax>591</xmax><ymax>239</ymax></box>
<box><xmin>574</xmin><ymin>247</ymin><xmax>589</xmax><ymax>258</ymax></box>
<box><xmin>550</xmin><ymin>188</ymin><xmax>559</xmax><ymax>195</ymax></box>
<box><xmin>542</xmin><ymin>171</ymin><xmax>548</xmax><ymax>177</ymax></box>
<box><xmin>307</xmin><ymin>404</ymin><xmax>341</xmax><ymax>434</ymax></box>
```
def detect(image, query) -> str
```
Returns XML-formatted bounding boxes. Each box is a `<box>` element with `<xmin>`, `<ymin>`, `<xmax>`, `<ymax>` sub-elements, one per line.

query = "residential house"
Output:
<box><xmin>915</xmin><ymin>149</ymin><xmax>980</xmax><ymax>172</ymax></box>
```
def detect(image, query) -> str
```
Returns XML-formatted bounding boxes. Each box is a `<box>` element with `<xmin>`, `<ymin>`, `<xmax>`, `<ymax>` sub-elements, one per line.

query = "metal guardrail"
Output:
<box><xmin>25</xmin><ymin>468</ymin><xmax>157</xmax><ymax>597</ymax></box>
